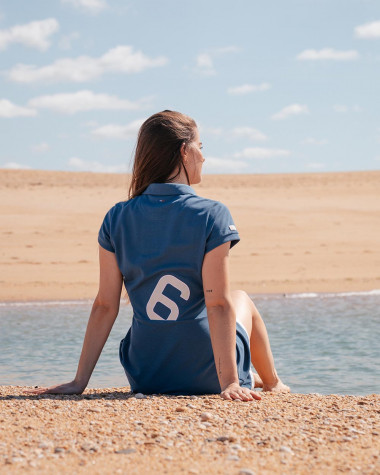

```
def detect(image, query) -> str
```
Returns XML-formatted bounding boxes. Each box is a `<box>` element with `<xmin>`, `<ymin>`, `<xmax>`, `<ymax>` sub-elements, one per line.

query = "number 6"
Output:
<box><xmin>146</xmin><ymin>275</ymin><xmax>190</xmax><ymax>321</ymax></box>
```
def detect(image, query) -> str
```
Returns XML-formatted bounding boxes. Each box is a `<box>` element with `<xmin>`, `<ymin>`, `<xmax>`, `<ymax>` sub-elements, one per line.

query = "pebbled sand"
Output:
<box><xmin>0</xmin><ymin>386</ymin><xmax>379</xmax><ymax>474</ymax></box>
<box><xmin>1</xmin><ymin>169</ymin><xmax>380</xmax><ymax>302</ymax></box>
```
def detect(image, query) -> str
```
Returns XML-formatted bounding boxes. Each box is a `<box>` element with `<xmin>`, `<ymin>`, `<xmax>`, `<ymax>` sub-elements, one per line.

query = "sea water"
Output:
<box><xmin>0</xmin><ymin>291</ymin><xmax>379</xmax><ymax>395</ymax></box>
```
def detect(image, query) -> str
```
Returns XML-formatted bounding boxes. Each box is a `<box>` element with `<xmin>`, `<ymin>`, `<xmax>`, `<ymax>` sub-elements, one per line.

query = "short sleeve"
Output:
<box><xmin>205</xmin><ymin>202</ymin><xmax>240</xmax><ymax>254</ymax></box>
<box><xmin>98</xmin><ymin>208</ymin><xmax>115</xmax><ymax>253</ymax></box>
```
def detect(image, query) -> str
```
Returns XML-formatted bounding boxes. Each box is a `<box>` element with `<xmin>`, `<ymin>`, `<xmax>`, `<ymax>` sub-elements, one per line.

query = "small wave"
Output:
<box><xmin>285</xmin><ymin>293</ymin><xmax>319</xmax><ymax>299</ymax></box>
<box><xmin>284</xmin><ymin>289</ymin><xmax>380</xmax><ymax>299</ymax></box>
<box><xmin>332</xmin><ymin>289</ymin><xmax>380</xmax><ymax>297</ymax></box>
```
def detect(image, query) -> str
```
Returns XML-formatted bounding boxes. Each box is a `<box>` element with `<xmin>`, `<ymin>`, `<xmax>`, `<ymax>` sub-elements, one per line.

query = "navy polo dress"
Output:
<box><xmin>98</xmin><ymin>183</ymin><xmax>252</xmax><ymax>395</ymax></box>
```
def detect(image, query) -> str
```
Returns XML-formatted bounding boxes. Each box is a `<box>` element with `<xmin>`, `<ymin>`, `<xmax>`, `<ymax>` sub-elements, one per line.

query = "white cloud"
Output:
<box><xmin>61</xmin><ymin>0</ymin><xmax>108</xmax><ymax>14</ymax></box>
<box><xmin>2</xmin><ymin>161</ymin><xmax>32</xmax><ymax>170</ymax></box>
<box><xmin>58</xmin><ymin>32</ymin><xmax>80</xmax><ymax>50</ymax></box>
<box><xmin>68</xmin><ymin>157</ymin><xmax>128</xmax><ymax>173</ymax></box>
<box><xmin>28</xmin><ymin>90</ymin><xmax>150</xmax><ymax>114</ymax></box>
<box><xmin>203</xmin><ymin>156</ymin><xmax>249</xmax><ymax>173</ymax></box>
<box><xmin>234</xmin><ymin>148</ymin><xmax>290</xmax><ymax>159</ymax></box>
<box><xmin>296</xmin><ymin>48</ymin><xmax>359</xmax><ymax>61</ymax></box>
<box><xmin>231</xmin><ymin>127</ymin><xmax>268</xmax><ymax>142</ymax></box>
<box><xmin>227</xmin><ymin>83</ymin><xmax>271</xmax><ymax>95</ymax></box>
<box><xmin>91</xmin><ymin>119</ymin><xmax>144</xmax><ymax>139</ymax></box>
<box><xmin>333</xmin><ymin>104</ymin><xmax>348</xmax><ymax>113</ymax></box>
<box><xmin>355</xmin><ymin>20</ymin><xmax>380</xmax><ymax>39</ymax></box>
<box><xmin>0</xmin><ymin>18</ymin><xmax>59</xmax><ymax>51</ymax></box>
<box><xmin>31</xmin><ymin>142</ymin><xmax>50</xmax><ymax>153</ymax></box>
<box><xmin>7</xmin><ymin>45</ymin><xmax>168</xmax><ymax>83</ymax></box>
<box><xmin>194</xmin><ymin>46</ymin><xmax>239</xmax><ymax>75</ymax></box>
<box><xmin>195</xmin><ymin>53</ymin><xmax>215</xmax><ymax>76</ymax></box>
<box><xmin>301</xmin><ymin>137</ymin><xmax>328</xmax><ymax>145</ymax></box>
<box><xmin>333</xmin><ymin>104</ymin><xmax>362</xmax><ymax>113</ymax></box>
<box><xmin>198</xmin><ymin>125</ymin><xmax>267</xmax><ymax>141</ymax></box>
<box><xmin>307</xmin><ymin>162</ymin><xmax>325</xmax><ymax>170</ymax></box>
<box><xmin>271</xmin><ymin>104</ymin><xmax>309</xmax><ymax>120</ymax></box>
<box><xmin>0</xmin><ymin>99</ymin><xmax>37</xmax><ymax>118</ymax></box>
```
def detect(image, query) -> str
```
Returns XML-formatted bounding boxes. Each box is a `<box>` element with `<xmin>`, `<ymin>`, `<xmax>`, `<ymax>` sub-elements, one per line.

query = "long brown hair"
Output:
<box><xmin>129</xmin><ymin>110</ymin><xmax>197</xmax><ymax>199</ymax></box>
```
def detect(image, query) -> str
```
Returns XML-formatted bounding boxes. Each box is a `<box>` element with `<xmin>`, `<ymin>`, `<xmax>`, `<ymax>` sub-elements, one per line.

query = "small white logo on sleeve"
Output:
<box><xmin>229</xmin><ymin>225</ymin><xmax>237</xmax><ymax>231</ymax></box>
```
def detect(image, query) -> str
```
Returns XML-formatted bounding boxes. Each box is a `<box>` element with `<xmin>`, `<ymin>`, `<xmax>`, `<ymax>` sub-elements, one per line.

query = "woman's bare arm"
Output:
<box><xmin>25</xmin><ymin>245</ymin><xmax>123</xmax><ymax>395</ymax></box>
<box><xmin>202</xmin><ymin>242</ymin><xmax>261</xmax><ymax>401</ymax></box>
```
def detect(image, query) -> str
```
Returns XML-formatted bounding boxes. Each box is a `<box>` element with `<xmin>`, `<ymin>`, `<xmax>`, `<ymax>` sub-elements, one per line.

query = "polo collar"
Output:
<box><xmin>142</xmin><ymin>183</ymin><xmax>197</xmax><ymax>196</ymax></box>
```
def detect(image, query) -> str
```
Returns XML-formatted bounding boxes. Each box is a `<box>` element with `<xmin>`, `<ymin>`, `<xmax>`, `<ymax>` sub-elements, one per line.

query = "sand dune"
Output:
<box><xmin>1</xmin><ymin>169</ymin><xmax>380</xmax><ymax>302</ymax></box>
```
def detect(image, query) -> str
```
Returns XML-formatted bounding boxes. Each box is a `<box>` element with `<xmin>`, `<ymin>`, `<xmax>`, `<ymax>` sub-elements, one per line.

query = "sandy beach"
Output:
<box><xmin>1</xmin><ymin>169</ymin><xmax>380</xmax><ymax>301</ymax></box>
<box><xmin>0</xmin><ymin>386</ymin><xmax>379</xmax><ymax>474</ymax></box>
<box><xmin>1</xmin><ymin>170</ymin><xmax>379</xmax><ymax>474</ymax></box>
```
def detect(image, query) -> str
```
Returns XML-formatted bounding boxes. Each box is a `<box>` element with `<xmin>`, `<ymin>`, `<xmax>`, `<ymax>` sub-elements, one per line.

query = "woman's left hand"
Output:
<box><xmin>221</xmin><ymin>382</ymin><xmax>261</xmax><ymax>401</ymax></box>
<box><xmin>22</xmin><ymin>380</ymin><xmax>86</xmax><ymax>395</ymax></box>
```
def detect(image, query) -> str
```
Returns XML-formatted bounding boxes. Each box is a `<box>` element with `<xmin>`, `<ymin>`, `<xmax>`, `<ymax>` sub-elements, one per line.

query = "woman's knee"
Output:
<box><xmin>231</xmin><ymin>289</ymin><xmax>255</xmax><ymax>312</ymax></box>
<box><xmin>231</xmin><ymin>289</ymin><xmax>253</xmax><ymax>336</ymax></box>
<box><xmin>231</xmin><ymin>289</ymin><xmax>250</xmax><ymax>303</ymax></box>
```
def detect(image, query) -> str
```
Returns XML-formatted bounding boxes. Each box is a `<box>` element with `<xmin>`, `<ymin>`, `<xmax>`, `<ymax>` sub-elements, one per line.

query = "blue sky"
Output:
<box><xmin>1</xmin><ymin>0</ymin><xmax>379</xmax><ymax>174</ymax></box>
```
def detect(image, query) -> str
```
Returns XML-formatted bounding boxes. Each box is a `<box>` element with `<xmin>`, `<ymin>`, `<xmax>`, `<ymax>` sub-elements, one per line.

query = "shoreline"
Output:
<box><xmin>1</xmin><ymin>386</ymin><xmax>379</xmax><ymax>474</ymax></box>
<box><xmin>1</xmin><ymin>288</ymin><xmax>380</xmax><ymax>305</ymax></box>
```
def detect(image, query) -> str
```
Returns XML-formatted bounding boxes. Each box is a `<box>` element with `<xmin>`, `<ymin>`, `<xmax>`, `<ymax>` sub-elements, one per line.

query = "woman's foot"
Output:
<box><xmin>250</xmin><ymin>371</ymin><xmax>263</xmax><ymax>388</ymax></box>
<box><xmin>262</xmin><ymin>378</ymin><xmax>290</xmax><ymax>393</ymax></box>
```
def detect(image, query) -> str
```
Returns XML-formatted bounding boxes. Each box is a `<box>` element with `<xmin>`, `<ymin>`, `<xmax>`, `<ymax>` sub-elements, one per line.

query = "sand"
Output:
<box><xmin>1</xmin><ymin>170</ymin><xmax>380</xmax><ymax>474</ymax></box>
<box><xmin>1</xmin><ymin>169</ymin><xmax>380</xmax><ymax>301</ymax></box>
<box><xmin>0</xmin><ymin>386</ymin><xmax>379</xmax><ymax>474</ymax></box>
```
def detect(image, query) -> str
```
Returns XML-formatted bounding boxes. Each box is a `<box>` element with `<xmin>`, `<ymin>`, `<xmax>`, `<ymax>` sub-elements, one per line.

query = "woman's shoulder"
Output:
<box><xmin>191</xmin><ymin>194</ymin><xmax>232</xmax><ymax>217</ymax></box>
<box><xmin>103</xmin><ymin>199</ymin><xmax>131</xmax><ymax>217</ymax></box>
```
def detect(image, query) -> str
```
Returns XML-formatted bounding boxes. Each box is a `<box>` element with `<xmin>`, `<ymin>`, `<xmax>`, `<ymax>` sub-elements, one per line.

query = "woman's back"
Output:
<box><xmin>98</xmin><ymin>182</ymin><xmax>240</xmax><ymax>394</ymax></box>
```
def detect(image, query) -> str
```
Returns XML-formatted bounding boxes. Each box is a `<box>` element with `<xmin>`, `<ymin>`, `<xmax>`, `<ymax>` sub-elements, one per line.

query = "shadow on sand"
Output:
<box><xmin>0</xmin><ymin>388</ymin><xmax>135</xmax><ymax>401</ymax></box>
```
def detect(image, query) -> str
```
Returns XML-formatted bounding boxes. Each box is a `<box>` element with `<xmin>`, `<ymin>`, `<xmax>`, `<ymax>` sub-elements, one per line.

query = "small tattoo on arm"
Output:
<box><xmin>206</xmin><ymin>289</ymin><xmax>213</xmax><ymax>293</ymax></box>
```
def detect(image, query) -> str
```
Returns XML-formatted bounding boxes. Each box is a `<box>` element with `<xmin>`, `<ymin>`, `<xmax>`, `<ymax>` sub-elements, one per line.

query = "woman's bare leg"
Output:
<box><xmin>231</xmin><ymin>289</ymin><xmax>290</xmax><ymax>392</ymax></box>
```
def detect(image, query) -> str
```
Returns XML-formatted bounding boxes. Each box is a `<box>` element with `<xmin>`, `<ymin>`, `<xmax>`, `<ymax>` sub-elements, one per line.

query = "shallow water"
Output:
<box><xmin>255</xmin><ymin>291</ymin><xmax>380</xmax><ymax>395</ymax></box>
<box><xmin>0</xmin><ymin>292</ymin><xmax>379</xmax><ymax>395</ymax></box>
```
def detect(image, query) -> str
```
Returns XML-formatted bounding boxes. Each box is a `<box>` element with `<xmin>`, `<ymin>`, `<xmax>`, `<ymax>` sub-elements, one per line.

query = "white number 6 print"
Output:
<box><xmin>146</xmin><ymin>275</ymin><xmax>190</xmax><ymax>321</ymax></box>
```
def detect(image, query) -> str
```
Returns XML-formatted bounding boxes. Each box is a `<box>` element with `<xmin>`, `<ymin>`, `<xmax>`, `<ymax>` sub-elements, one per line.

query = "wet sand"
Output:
<box><xmin>0</xmin><ymin>386</ymin><xmax>379</xmax><ymax>474</ymax></box>
<box><xmin>1</xmin><ymin>169</ymin><xmax>380</xmax><ymax>301</ymax></box>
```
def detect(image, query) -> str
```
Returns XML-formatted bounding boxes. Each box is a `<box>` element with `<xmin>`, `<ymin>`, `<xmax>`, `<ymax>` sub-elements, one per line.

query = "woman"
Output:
<box><xmin>28</xmin><ymin>110</ymin><xmax>289</xmax><ymax>400</ymax></box>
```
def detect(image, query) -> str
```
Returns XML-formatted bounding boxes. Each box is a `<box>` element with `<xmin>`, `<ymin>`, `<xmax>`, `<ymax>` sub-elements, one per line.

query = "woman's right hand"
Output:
<box><xmin>221</xmin><ymin>382</ymin><xmax>262</xmax><ymax>401</ymax></box>
<box><xmin>23</xmin><ymin>379</ymin><xmax>86</xmax><ymax>395</ymax></box>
